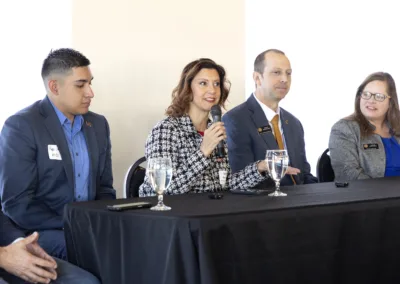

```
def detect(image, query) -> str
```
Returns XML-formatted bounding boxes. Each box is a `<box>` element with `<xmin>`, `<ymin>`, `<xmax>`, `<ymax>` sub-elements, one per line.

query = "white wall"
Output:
<box><xmin>72</xmin><ymin>0</ymin><xmax>245</xmax><ymax>197</ymax></box>
<box><xmin>0</xmin><ymin>0</ymin><xmax>71</xmax><ymax>127</ymax></box>
<box><xmin>246</xmin><ymin>0</ymin><xmax>400</xmax><ymax>175</ymax></box>
<box><xmin>4</xmin><ymin>0</ymin><xmax>397</xmax><ymax>197</ymax></box>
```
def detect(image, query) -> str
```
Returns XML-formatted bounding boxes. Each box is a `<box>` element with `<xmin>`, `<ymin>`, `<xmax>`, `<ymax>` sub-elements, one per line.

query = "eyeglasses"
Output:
<box><xmin>360</xmin><ymin>91</ymin><xmax>391</xmax><ymax>102</ymax></box>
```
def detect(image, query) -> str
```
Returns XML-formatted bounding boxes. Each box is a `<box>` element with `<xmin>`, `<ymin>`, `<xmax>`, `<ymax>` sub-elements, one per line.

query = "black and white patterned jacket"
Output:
<box><xmin>139</xmin><ymin>115</ymin><xmax>268</xmax><ymax>196</ymax></box>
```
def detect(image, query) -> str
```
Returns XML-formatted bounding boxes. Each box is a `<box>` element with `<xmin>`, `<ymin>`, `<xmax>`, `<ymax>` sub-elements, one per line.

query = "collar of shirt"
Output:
<box><xmin>49</xmin><ymin>99</ymin><xmax>84</xmax><ymax>130</ymax></box>
<box><xmin>253</xmin><ymin>93</ymin><xmax>283</xmax><ymax>134</ymax></box>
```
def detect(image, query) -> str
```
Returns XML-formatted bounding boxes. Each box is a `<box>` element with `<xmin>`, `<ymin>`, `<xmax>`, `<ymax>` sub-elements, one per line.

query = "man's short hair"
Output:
<box><xmin>254</xmin><ymin>49</ymin><xmax>285</xmax><ymax>74</ymax></box>
<box><xmin>41</xmin><ymin>48</ymin><xmax>90</xmax><ymax>80</ymax></box>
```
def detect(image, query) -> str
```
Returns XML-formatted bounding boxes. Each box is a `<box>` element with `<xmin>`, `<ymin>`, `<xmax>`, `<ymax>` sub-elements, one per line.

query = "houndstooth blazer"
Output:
<box><xmin>139</xmin><ymin>115</ymin><xmax>268</xmax><ymax>196</ymax></box>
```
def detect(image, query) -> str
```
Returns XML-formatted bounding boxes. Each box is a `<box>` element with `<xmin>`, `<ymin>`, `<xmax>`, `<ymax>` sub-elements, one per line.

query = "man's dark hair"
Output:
<box><xmin>41</xmin><ymin>48</ymin><xmax>90</xmax><ymax>80</ymax></box>
<box><xmin>254</xmin><ymin>49</ymin><xmax>285</xmax><ymax>74</ymax></box>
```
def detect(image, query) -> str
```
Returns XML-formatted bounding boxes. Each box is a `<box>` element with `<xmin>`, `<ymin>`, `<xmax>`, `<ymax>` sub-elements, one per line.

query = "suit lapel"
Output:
<box><xmin>82</xmin><ymin>117</ymin><xmax>98</xmax><ymax>200</ymax></box>
<box><xmin>246</xmin><ymin>95</ymin><xmax>279</xmax><ymax>149</ymax></box>
<box><xmin>40</xmin><ymin>97</ymin><xmax>74</xmax><ymax>190</ymax></box>
<box><xmin>280</xmin><ymin>109</ymin><xmax>295</xmax><ymax>162</ymax></box>
<box><xmin>280</xmin><ymin>109</ymin><xmax>302</xmax><ymax>184</ymax></box>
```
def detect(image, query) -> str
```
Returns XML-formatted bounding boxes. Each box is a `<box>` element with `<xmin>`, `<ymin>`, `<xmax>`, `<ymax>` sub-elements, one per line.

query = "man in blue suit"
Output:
<box><xmin>0</xmin><ymin>206</ymin><xmax>100</xmax><ymax>283</ymax></box>
<box><xmin>0</xmin><ymin>48</ymin><xmax>116</xmax><ymax>260</ymax></box>
<box><xmin>223</xmin><ymin>49</ymin><xmax>317</xmax><ymax>188</ymax></box>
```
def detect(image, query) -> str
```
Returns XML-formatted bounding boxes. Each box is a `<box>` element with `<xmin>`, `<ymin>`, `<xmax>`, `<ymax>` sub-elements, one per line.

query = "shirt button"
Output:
<box><xmin>78</xmin><ymin>174</ymin><xmax>81</xmax><ymax>177</ymax></box>
<box><xmin>78</xmin><ymin>195</ymin><xmax>81</xmax><ymax>199</ymax></box>
<box><xmin>76</xmin><ymin>152</ymin><xmax>79</xmax><ymax>156</ymax></box>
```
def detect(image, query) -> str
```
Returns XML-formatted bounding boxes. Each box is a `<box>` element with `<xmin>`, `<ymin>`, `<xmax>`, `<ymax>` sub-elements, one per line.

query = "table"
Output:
<box><xmin>64</xmin><ymin>177</ymin><xmax>400</xmax><ymax>284</ymax></box>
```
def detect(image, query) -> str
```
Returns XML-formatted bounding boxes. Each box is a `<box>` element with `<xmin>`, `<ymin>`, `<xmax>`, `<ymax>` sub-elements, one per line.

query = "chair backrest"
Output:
<box><xmin>124</xmin><ymin>157</ymin><xmax>147</xmax><ymax>198</ymax></box>
<box><xmin>316</xmin><ymin>148</ymin><xmax>335</xmax><ymax>182</ymax></box>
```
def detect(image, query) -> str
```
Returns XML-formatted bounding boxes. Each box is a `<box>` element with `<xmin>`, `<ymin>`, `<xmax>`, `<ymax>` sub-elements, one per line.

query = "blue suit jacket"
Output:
<box><xmin>0</xmin><ymin>204</ymin><xmax>25</xmax><ymax>283</ymax></box>
<box><xmin>0</xmin><ymin>96</ymin><xmax>116</xmax><ymax>231</ymax></box>
<box><xmin>222</xmin><ymin>95</ymin><xmax>317</xmax><ymax>188</ymax></box>
<box><xmin>0</xmin><ymin>205</ymin><xmax>23</xmax><ymax>246</ymax></box>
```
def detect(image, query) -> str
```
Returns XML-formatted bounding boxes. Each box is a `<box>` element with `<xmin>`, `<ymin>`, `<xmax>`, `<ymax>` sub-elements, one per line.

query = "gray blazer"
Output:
<box><xmin>329</xmin><ymin>119</ymin><xmax>400</xmax><ymax>181</ymax></box>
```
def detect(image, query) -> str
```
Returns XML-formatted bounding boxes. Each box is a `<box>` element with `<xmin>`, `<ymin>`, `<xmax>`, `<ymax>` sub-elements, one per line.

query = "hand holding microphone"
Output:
<box><xmin>200</xmin><ymin>122</ymin><xmax>226</xmax><ymax>157</ymax></box>
<box><xmin>200</xmin><ymin>105</ymin><xmax>226</xmax><ymax>158</ymax></box>
<box><xmin>211</xmin><ymin>105</ymin><xmax>226</xmax><ymax>158</ymax></box>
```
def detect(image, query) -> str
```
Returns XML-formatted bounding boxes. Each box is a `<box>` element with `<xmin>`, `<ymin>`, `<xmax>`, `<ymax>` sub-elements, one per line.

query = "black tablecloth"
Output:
<box><xmin>64</xmin><ymin>177</ymin><xmax>400</xmax><ymax>284</ymax></box>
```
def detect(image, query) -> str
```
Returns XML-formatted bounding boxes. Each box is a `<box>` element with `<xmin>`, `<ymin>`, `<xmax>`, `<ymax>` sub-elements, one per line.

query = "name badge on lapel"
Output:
<box><xmin>48</xmin><ymin>145</ymin><xmax>62</xmax><ymax>160</ymax></box>
<box><xmin>363</xmin><ymin>143</ymin><xmax>379</xmax><ymax>150</ymax></box>
<box><xmin>258</xmin><ymin>125</ymin><xmax>272</xmax><ymax>134</ymax></box>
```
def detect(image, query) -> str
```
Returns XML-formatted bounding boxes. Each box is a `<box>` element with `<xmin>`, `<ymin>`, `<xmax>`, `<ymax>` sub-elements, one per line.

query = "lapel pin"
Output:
<box><xmin>86</xmin><ymin>121</ymin><xmax>92</xmax><ymax>127</ymax></box>
<box><xmin>285</xmin><ymin>120</ymin><xmax>289</xmax><ymax>124</ymax></box>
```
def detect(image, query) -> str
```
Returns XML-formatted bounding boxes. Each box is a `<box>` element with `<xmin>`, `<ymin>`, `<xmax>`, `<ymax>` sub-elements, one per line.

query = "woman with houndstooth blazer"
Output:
<box><xmin>139</xmin><ymin>58</ymin><xmax>272</xmax><ymax>197</ymax></box>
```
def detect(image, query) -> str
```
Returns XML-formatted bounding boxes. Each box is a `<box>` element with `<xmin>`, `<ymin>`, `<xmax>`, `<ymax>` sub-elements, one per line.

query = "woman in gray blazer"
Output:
<box><xmin>329</xmin><ymin>72</ymin><xmax>400</xmax><ymax>181</ymax></box>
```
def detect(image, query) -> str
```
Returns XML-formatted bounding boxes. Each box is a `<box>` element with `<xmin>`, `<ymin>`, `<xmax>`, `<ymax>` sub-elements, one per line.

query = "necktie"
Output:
<box><xmin>271</xmin><ymin>115</ymin><xmax>284</xmax><ymax>150</ymax></box>
<box><xmin>270</xmin><ymin>114</ymin><xmax>297</xmax><ymax>185</ymax></box>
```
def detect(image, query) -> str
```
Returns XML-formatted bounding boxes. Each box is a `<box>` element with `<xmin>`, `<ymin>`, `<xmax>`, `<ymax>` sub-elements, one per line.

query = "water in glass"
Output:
<box><xmin>149</xmin><ymin>167</ymin><xmax>172</xmax><ymax>195</ymax></box>
<box><xmin>147</xmin><ymin>157</ymin><xmax>172</xmax><ymax>211</ymax></box>
<box><xmin>266</xmin><ymin>150</ymin><xmax>289</xmax><ymax>196</ymax></box>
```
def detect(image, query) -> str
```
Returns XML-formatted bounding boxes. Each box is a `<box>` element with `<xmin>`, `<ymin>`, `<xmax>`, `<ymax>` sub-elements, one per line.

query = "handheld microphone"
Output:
<box><xmin>210</xmin><ymin>105</ymin><xmax>225</xmax><ymax>158</ymax></box>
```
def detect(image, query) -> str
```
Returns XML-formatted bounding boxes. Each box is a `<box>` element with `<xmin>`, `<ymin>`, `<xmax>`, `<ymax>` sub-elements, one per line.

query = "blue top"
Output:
<box><xmin>381</xmin><ymin>136</ymin><xmax>400</xmax><ymax>177</ymax></box>
<box><xmin>50</xmin><ymin>101</ymin><xmax>90</xmax><ymax>201</ymax></box>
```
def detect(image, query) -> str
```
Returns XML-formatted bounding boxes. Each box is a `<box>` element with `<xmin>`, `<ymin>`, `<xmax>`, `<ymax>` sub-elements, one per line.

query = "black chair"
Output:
<box><xmin>124</xmin><ymin>157</ymin><xmax>146</xmax><ymax>198</ymax></box>
<box><xmin>316</xmin><ymin>148</ymin><xmax>335</xmax><ymax>182</ymax></box>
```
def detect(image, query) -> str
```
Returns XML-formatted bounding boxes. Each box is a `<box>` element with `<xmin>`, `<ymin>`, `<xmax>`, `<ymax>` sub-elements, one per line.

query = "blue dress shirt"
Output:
<box><xmin>50</xmin><ymin>102</ymin><xmax>90</xmax><ymax>201</ymax></box>
<box><xmin>381</xmin><ymin>136</ymin><xmax>400</xmax><ymax>177</ymax></box>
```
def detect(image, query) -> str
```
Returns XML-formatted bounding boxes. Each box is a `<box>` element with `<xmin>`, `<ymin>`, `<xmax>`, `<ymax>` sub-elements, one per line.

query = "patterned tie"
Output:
<box><xmin>270</xmin><ymin>114</ymin><xmax>297</xmax><ymax>185</ymax></box>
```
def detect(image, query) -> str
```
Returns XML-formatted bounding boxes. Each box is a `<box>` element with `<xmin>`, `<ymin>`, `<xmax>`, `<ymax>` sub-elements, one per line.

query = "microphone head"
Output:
<box><xmin>211</xmin><ymin>105</ymin><xmax>222</xmax><ymax>117</ymax></box>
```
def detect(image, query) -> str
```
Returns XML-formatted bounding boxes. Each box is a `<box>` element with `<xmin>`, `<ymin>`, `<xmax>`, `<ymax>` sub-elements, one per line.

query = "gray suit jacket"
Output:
<box><xmin>223</xmin><ymin>95</ymin><xmax>317</xmax><ymax>188</ymax></box>
<box><xmin>329</xmin><ymin>119</ymin><xmax>400</xmax><ymax>181</ymax></box>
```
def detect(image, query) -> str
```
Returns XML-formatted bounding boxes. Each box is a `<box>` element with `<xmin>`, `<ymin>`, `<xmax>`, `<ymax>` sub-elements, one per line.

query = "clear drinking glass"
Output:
<box><xmin>147</xmin><ymin>157</ymin><xmax>172</xmax><ymax>211</ymax></box>
<box><xmin>266</xmin><ymin>150</ymin><xmax>289</xmax><ymax>196</ymax></box>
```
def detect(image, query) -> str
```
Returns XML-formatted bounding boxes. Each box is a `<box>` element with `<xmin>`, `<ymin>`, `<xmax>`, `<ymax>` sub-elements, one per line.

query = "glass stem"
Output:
<box><xmin>275</xmin><ymin>181</ymin><xmax>281</xmax><ymax>192</ymax></box>
<box><xmin>158</xmin><ymin>194</ymin><xmax>164</xmax><ymax>206</ymax></box>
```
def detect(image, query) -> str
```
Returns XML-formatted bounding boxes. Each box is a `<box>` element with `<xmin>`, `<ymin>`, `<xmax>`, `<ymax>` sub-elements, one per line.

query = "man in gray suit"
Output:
<box><xmin>223</xmin><ymin>49</ymin><xmax>317</xmax><ymax>188</ymax></box>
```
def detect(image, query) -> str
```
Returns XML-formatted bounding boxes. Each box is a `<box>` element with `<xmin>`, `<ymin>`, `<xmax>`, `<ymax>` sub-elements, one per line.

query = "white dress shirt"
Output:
<box><xmin>253</xmin><ymin>93</ymin><xmax>287</xmax><ymax>149</ymax></box>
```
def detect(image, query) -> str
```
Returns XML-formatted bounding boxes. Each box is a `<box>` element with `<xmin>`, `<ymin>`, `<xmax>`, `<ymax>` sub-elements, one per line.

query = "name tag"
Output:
<box><xmin>48</xmin><ymin>145</ymin><xmax>62</xmax><ymax>160</ymax></box>
<box><xmin>363</xmin><ymin>143</ymin><xmax>379</xmax><ymax>150</ymax></box>
<box><xmin>219</xmin><ymin>170</ymin><xmax>228</xmax><ymax>186</ymax></box>
<box><xmin>258</xmin><ymin>125</ymin><xmax>272</xmax><ymax>134</ymax></box>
